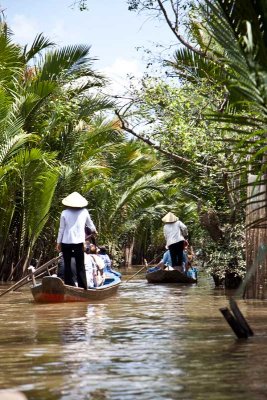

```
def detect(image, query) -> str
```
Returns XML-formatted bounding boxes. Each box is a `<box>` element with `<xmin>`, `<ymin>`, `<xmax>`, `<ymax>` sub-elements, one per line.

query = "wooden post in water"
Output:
<box><xmin>220</xmin><ymin>308</ymin><xmax>248</xmax><ymax>339</ymax></box>
<box><xmin>229</xmin><ymin>298</ymin><xmax>254</xmax><ymax>337</ymax></box>
<box><xmin>220</xmin><ymin>297</ymin><xmax>254</xmax><ymax>339</ymax></box>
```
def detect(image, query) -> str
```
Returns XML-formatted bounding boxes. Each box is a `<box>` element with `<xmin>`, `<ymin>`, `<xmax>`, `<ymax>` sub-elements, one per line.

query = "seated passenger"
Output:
<box><xmin>98</xmin><ymin>246</ymin><xmax>112</xmax><ymax>272</ymax></box>
<box><xmin>161</xmin><ymin>249</ymin><xmax>173</xmax><ymax>270</ymax></box>
<box><xmin>98</xmin><ymin>245</ymin><xmax>122</xmax><ymax>277</ymax></box>
<box><xmin>147</xmin><ymin>250</ymin><xmax>173</xmax><ymax>272</ymax></box>
<box><xmin>86</xmin><ymin>244</ymin><xmax>105</xmax><ymax>287</ymax></box>
<box><xmin>186</xmin><ymin>260</ymin><xmax>198</xmax><ymax>280</ymax></box>
<box><xmin>84</xmin><ymin>250</ymin><xmax>96</xmax><ymax>288</ymax></box>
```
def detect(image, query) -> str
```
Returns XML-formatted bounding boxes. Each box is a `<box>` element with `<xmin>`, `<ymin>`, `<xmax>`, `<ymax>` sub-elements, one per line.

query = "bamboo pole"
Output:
<box><xmin>0</xmin><ymin>256</ymin><xmax>60</xmax><ymax>298</ymax></box>
<box><xmin>125</xmin><ymin>252</ymin><xmax>164</xmax><ymax>283</ymax></box>
<box><xmin>125</xmin><ymin>260</ymin><xmax>148</xmax><ymax>283</ymax></box>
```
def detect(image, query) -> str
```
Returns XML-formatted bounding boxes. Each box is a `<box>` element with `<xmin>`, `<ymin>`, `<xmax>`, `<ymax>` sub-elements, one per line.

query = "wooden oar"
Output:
<box><xmin>125</xmin><ymin>260</ymin><xmax>148</xmax><ymax>283</ymax></box>
<box><xmin>0</xmin><ymin>256</ymin><xmax>60</xmax><ymax>298</ymax></box>
<box><xmin>125</xmin><ymin>252</ymin><xmax>164</xmax><ymax>283</ymax></box>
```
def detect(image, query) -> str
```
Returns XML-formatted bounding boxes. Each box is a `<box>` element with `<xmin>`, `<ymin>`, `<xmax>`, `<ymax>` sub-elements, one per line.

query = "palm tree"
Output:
<box><xmin>0</xmin><ymin>23</ymin><xmax>59</xmax><ymax>279</ymax></box>
<box><xmin>0</xmin><ymin>22</ymin><xmax>113</xmax><ymax>279</ymax></box>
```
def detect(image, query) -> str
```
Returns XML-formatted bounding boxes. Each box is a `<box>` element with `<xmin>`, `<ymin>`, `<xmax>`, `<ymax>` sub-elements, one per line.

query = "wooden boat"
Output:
<box><xmin>30</xmin><ymin>274</ymin><xmax>121</xmax><ymax>303</ymax></box>
<box><xmin>145</xmin><ymin>268</ymin><xmax>197</xmax><ymax>284</ymax></box>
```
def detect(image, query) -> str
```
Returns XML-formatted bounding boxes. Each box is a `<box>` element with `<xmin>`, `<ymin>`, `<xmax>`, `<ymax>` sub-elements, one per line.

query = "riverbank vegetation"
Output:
<box><xmin>0</xmin><ymin>19</ymin><xmax>192</xmax><ymax>280</ymax></box>
<box><xmin>124</xmin><ymin>0</ymin><xmax>267</xmax><ymax>297</ymax></box>
<box><xmin>0</xmin><ymin>1</ymin><xmax>267</xmax><ymax>298</ymax></box>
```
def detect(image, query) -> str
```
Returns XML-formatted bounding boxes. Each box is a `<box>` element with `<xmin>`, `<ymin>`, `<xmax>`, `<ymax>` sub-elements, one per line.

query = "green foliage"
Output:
<box><xmin>123</xmin><ymin>0</ymin><xmax>254</xmax><ymax>276</ymax></box>
<box><xmin>205</xmin><ymin>224</ymin><xmax>246</xmax><ymax>280</ymax></box>
<box><xmin>22</xmin><ymin>33</ymin><xmax>55</xmax><ymax>63</ymax></box>
<box><xmin>0</xmin><ymin>24</ymin><xmax>118</xmax><ymax>279</ymax></box>
<box><xmin>162</xmin><ymin>0</ymin><xmax>267</xmax><ymax>276</ymax></box>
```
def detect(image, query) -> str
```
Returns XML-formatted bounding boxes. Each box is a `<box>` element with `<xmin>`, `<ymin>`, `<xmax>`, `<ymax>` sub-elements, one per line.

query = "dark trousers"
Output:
<box><xmin>169</xmin><ymin>240</ymin><xmax>184</xmax><ymax>268</ymax></box>
<box><xmin>61</xmin><ymin>243</ymin><xmax>87</xmax><ymax>289</ymax></box>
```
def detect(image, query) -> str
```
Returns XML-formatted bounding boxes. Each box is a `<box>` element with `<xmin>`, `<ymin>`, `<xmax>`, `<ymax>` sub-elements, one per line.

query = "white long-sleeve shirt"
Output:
<box><xmin>163</xmin><ymin>220</ymin><xmax>187</xmax><ymax>247</ymax></box>
<box><xmin>57</xmin><ymin>208</ymin><xmax>96</xmax><ymax>244</ymax></box>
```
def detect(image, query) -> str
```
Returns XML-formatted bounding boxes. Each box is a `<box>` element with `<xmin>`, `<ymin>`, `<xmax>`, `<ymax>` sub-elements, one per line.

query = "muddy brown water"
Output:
<box><xmin>0</xmin><ymin>270</ymin><xmax>267</xmax><ymax>400</ymax></box>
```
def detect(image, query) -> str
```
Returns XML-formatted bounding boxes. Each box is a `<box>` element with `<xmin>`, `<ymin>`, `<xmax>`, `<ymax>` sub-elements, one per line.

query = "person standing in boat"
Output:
<box><xmin>57</xmin><ymin>251</ymin><xmax>77</xmax><ymax>285</ymax></box>
<box><xmin>162</xmin><ymin>212</ymin><xmax>188</xmax><ymax>272</ymax></box>
<box><xmin>56</xmin><ymin>192</ymin><xmax>98</xmax><ymax>289</ymax></box>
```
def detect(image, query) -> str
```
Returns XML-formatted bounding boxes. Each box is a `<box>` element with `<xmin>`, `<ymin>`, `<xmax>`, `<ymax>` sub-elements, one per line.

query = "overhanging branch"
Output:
<box><xmin>157</xmin><ymin>0</ymin><xmax>209</xmax><ymax>58</ymax></box>
<box><xmin>115</xmin><ymin>110</ymin><xmax>204</xmax><ymax>168</ymax></box>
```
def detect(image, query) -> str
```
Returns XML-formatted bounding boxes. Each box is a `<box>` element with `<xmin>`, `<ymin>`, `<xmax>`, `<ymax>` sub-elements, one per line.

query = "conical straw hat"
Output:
<box><xmin>162</xmin><ymin>212</ymin><xmax>178</xmax><ymax>223</ymax></box>
<box><xmin>62</xmin><ymin>192</ymin><xmax>88</xmax><ymax>208</ymax></box>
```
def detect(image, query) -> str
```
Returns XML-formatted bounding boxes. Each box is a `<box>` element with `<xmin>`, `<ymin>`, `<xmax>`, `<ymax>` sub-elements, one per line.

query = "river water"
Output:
<box><xmin>0</xmin><ymin>271</ymin><xmax>267</xmax><ymax>400</ymax></box>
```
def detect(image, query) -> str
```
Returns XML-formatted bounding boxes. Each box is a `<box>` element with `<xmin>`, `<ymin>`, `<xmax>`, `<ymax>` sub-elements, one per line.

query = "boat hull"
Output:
<box><xmin>31</xmin><ymin>276</ymin><xmax>120</xmax><ymax>303</ymax></box>
<box><xmin>146</xmin><ymin>269</ymin><xmax>197</xmax><ymax>284</ymax></box>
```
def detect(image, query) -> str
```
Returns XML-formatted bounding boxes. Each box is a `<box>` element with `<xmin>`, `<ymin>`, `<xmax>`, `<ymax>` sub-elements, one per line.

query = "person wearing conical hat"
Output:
<box><xmin>56</xmin><ymin>192</ymin><xmax>98</xmax><ymax>289</ymax></box>
<box><xmin>162</xmin><ymin>212</ymin><xmax>188</xmax><ymax>272</ymax></box>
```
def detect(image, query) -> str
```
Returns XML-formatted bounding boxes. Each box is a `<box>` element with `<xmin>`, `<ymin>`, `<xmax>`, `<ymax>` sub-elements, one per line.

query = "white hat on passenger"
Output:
<box><xmin>162</xmin><ymin>212</ymin><xmax>178</xmax><ymax>223</ymax></box>
<box><xmin>62</xmin><ymin>192</ymin><xmax>88</xmax><ymax>208</ymax></box>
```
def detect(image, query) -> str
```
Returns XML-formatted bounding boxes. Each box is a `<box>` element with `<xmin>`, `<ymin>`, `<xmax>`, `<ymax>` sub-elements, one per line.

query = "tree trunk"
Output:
<box><xmin>244</xmin><ymin>174</ymin><xmax>267</xmax><ymax>299</ymax></box>
<box><xmin>124</xmin><ymin>236</ymin><xmax>135</xmax><ymax>269</ymax></box>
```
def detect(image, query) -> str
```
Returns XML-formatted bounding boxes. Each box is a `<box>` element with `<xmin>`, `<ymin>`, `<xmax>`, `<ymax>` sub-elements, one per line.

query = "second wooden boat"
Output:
<box><xmin>31</xmin><ymin>274</ymin><xmax>121</xmax><ymax>303</ymax></box>
<box><xmin>146</xmin><ymin>268</ymin><xmax>197</xmax><ymax>284</ymax></box>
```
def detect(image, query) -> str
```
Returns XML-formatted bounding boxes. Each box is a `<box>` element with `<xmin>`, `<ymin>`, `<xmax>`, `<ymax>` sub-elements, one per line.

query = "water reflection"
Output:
<box><xmin>0</xmin><ymin>273</ymin><xmax>267</xmax><ymax>399</ymax></box>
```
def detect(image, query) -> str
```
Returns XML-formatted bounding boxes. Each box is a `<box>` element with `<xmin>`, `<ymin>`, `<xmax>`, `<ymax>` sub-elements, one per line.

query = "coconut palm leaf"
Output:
<box><xmin>25</xmin><ymin>168</ymin><xmax>59</xmax><ymax>242</ymax></box>
<box><xmin>0</xmin><ymin>132</ymin><xmax>39</xmax><ymax>165</ymax></box>
<box><xmin>22</xmin><ymin>33</ymin><xmax>55</xmax><ymax>63</ymax></box>
<box><xmin>203</xmin><ymin>1</ymin><xmax>267</xmax><ymax>104</ymax></box>
<box><xmin>217</xmin><ymin>0</ymin><xmax>267</xmax><ymax>63</ymax></box>
<box><xmin>10</xmin><ymin>149</ymin><xmax>59</xmax><ymax>262</ymax></box>
<box><xmin>108</xmin><ymin>171</ymin><xmax>169</xmax><ymax>222</ymax></box>
<box><xmin>39</xmin><ymin>44</ymin><xmax>94</xmax><ymax>81</ymax></box>
<box><xmin>166</xmin><ymin>47</ymin><xmax>223</xmax><ymax>84</ymax></box>
<box><xmin>0</xmin><ymin>183</ymin><xmax>16</xmax><ymax>268</ymax></box>
<box><xmin>0</xmin><ymin>26</ymin><xmax>23</xmax><ymax>89</ymax></box>
<box><xmin>77</xmin><ymin>95</ymin><xmax>115</xmax><ymax>116</ymax></box>
<box><xmin>81</xmin><ymin>159</ymin><xmax>110</xmax><ymax>174</ymax></box>
<box><xmin>0</xmin><ymin>113</ymin><xmax>40</xmax><ymax>165</ymax></box>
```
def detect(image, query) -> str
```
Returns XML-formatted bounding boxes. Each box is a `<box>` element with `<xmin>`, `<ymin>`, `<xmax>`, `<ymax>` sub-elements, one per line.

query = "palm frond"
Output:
<box><xmin>203</xmin><ymin>1</ymin><xmax>267</xmax><ymax>107</ymax></box>
<box><xmin>166</xmin><ymin>47</ymin><xmax>223</xmax><ymax>84</ymax></box>
<box><xmin>217</xmin><ymin>0</ymin><xmax>267</xmax><ymax>66</ymax></box>
<box><xmin>77</xmin><ymin>95</ymin><xmax>114</xmax><ymax>116</ymax></box>
<box><xmin>25</xmin><ymin>168</ymin><xmax>59</xmax><ymax>245</ymax></box>
<box><xmin>0</xmin><ymin>114</ymin><xmax>40</xmax><ymax>165</ymax></box>
<box><xmin>108</xmin><ymin>171</ymin><xmax>169</xmax><ymax>222</ymax></box>
<box><xmin>23</xmin><ymin>33</ymin><xmax>55</xmax><ymax>62</ymax></box>
<box><xmin>0</xmin><ymin>30</ymin><xmax>23</xmax><ymax>88</ymax></box>
<box><xmin>39</xmin><ymin>44</ymin><xmax>92</xmax><ymax>81</ymax></box>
